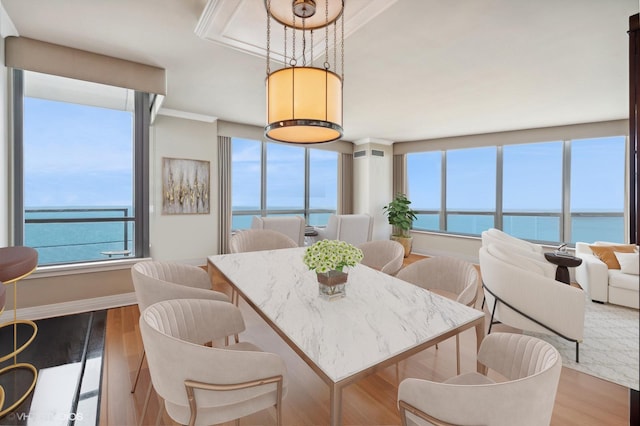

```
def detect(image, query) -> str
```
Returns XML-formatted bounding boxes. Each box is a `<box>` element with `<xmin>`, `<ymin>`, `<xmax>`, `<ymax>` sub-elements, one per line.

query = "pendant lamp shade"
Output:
<box><xmin>266</xmin><ymin>67</ymin><xmax>343</xmax><ymax>144</ymax></box>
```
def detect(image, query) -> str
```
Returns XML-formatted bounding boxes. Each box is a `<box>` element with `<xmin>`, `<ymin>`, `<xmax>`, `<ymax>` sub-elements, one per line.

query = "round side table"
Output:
<box><xmin>0</xmin><ymin>246</ymin><xmax>38</xmax><ymax>418</ymax></box>
<box><xmin>544</xmin><ymin>252</ymin><xmax>582</xmax><ymax>285</ymax></box>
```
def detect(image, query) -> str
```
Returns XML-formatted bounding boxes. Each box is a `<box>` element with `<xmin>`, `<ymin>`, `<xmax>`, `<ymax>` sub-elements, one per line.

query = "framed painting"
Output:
<box><xmin>162</xmin><ymin>157</ymin><xmax>210</xmax><ymax>214</ymax></box>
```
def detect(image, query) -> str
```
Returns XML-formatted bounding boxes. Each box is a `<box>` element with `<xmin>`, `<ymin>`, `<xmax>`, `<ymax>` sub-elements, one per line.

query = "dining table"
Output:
<box><xmin>207</xmin><ymin>247</ymin><xmax>485</xmax><ymax>426</ymax></box>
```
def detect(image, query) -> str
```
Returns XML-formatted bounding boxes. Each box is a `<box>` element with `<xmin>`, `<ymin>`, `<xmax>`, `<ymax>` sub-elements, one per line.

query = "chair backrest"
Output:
<box><xmin>131</xmin><ymin>261</ymin><xmax>229</xmax><ymax>311</ymax></box>
<box><xmin>481</xmin><ymin>228</ymin><xmax>544</xmax><ymax>254</ymax></box>
<box><xmin>398</xmin><ymin>332</ymin><xmax>561</xmax><ymax>426</ymax></box>
<box><xmin>358</xmin><ymin>240</ymin><xmax>405</xmax><ymax>275</ymax></box>
<box><xmin>396</xmin><ymin>256</ymin><xmax>478</xmax><ymax>306</ymax></box>
<box><xmin>229</xmin><ymin>229</ymin><xmax>298</xmax><ymax>253</ymax></box>
<box><xmin>323</xmin><ymin>214</ymin><xmax>373</xmax><ymax>246</ymax></box>
<box><xmin>251</xmin><ymin>216</ymin><xmax>305</xmax><ymax>246</ymax></box>
<box><xmin>140</xmin><ymin>299</ymin><xmax>286</xmax><ymax>425</ymax></box>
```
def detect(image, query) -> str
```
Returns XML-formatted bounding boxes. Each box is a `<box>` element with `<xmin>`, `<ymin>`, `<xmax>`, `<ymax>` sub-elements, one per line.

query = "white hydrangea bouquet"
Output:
<box><xmin>303</xmin><ymin>239</ymin><xmax>364</xmax><ymax>273</ymax></box>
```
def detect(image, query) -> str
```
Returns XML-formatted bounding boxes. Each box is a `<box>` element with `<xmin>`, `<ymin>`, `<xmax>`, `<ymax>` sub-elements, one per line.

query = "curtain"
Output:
<box><xmin>218</xmin><ymin>136</ymin><xmax>232</xmax><ymax>254</ymax></box>
<box><xmin>393</xmin><ymin>154</ymin><xmax>405</xmax><ymax>196</ymax></box>
<box><xmin>339</xmin><ymin>153</ymin><xmax>353</xmax><ymax>214</ymax></box>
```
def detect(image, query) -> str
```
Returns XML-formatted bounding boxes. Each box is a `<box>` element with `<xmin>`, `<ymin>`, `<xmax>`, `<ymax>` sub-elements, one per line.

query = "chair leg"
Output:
<box><xmin>131</xmin><ymin>350</ymin><xmax>146</xmax><ymax>393</ymax></box>
<box><xmin>139</xmin><ymin>382</ymin><xmax>153</xmax><ymax>426</ymax></box>
<box><xmin>155</xmin><ymin>395</ymin><xmax>164</xmax><ymax>426</ymax></box>
<box><xmin>455</xmin><ymin>334</ymin><xmax>461</xmax><ymax>375</ymax></box>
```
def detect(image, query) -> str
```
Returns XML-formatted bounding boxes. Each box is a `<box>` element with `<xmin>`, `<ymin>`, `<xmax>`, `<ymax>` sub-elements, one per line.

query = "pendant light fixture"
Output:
<box><xmin>264</xmin><ymin>0</ymin><xmax>344</xmax><ymax>144</ymax></box>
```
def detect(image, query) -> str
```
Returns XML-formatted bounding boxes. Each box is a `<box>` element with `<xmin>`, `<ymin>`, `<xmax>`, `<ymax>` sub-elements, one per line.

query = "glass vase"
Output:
<box><xmin>316</xmin><ymin>270</ymin><xmax>348</xmax><ymax>301</ymax></box>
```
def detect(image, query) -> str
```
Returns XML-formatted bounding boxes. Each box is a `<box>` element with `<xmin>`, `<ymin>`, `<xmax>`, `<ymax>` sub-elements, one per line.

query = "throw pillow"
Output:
<box><xmin>614</xmin><ymin>252</ymin><xmax>639</xmax><ymax>275</ymax></box>
<box><xmin>589</xmin><ymin>245</ymin><xmax>637</xmax><ymax>269</ymax></box>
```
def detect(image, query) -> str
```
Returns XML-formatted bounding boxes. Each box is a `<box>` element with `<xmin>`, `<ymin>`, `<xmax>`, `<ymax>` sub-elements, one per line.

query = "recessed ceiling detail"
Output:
<box><xmin>195</xmin><ymin>0</ymin><xmax>397</xmax><ymax>63</ymax></box>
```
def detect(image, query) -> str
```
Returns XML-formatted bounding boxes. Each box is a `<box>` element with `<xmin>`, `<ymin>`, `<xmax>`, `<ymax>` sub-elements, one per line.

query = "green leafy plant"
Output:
<box><xmin>303</xmin><ymin>239</ymin><xmax>364</xmax><ymax>273</ymax></box>
<box><xmin>383</xmin><ymin>193</ymin><xmax>418</xmax><ymax>238</ymax></box>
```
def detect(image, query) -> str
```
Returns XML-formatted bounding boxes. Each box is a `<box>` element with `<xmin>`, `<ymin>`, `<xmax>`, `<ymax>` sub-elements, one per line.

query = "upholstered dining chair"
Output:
<box><xmin>139</xmin><ymin>298</ymin><xmax>287</xmax><ymax>426</ymax></box>
<box><xmin>395</xmin><ymin>256</ymin><xmax>479</xmax><ymax>374</ymax></box>
<box><xmin>229</xmin><ymin>229</ymin><xmax>298</xmax><ymax>253</ymax></box>
<box><xmin>251</xmin><ymin>215</ymin><xmax>306</xmax><ymax>247</ymax></box>
<box><xmin>316</xmin><ymin>214</ymin><xmax>373</xmax><ymax>246</ymax></box>
<box><xmin>130</xmin><ymin>261</ymin><xmax>230</xmax><ymax>394</ymax></box>
<box><xmin>358</xmin><ymin>240</ymin><xmax>405</xmax><ymax>275</ymax></box>
<box><xmin>398</xmin><ymin>332</ymin><xmax>562</xmax><ymax>426</ymax></box>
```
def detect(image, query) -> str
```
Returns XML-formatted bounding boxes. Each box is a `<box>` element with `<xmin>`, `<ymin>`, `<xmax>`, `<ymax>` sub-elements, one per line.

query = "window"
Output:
<box><xmin>502</xmin><ymin>141</ymin><xmax>563</xmax><ymax>241</ymax></box>
<box><xmin>406</xmin><ymin>136</ymin><xmax>627</xmax><ymax>244</ymax></box>
<box><xmin>446</xmin><ymin>147</ymin><xmax>496</xmax><ymax>234</ymax></box>
<box><xmin>407</xmin><ymin>151</ymin><xmax>441</xmax><ymax>231</ymax></box>
<box><xmin>15</xmin><ymin>70</ymin><xmax>149</xmax><ymax>265</ymax></box>
<box><xmin>231</xmin><ymin>138</ymin><xmax>338</xmax><ymax>229</ymax></box>
<box><xmin>570</xmin><ymin>137</ymin><xmax>626</xmax><ymax>243</ymax></box>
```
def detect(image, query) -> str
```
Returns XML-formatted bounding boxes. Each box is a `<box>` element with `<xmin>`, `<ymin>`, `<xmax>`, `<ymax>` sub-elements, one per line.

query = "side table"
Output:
<box><xmin>544</xmin><ymin>252</ymin><xmax>582</xmax><ymax>285</ymax></box>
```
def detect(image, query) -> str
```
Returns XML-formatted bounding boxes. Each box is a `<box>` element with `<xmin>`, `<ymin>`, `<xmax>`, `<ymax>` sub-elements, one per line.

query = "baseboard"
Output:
<box><xmin>0</xmin><ymin>292</ymin><xmax>137</xmax><ymax>322</ymax></box>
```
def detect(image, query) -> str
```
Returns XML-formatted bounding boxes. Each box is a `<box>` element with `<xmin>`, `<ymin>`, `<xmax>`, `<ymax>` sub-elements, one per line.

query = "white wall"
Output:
<box><xmin>149</xmin><ymin>115</ymin><xmax>219</xmax><ymax>263</ymax></box>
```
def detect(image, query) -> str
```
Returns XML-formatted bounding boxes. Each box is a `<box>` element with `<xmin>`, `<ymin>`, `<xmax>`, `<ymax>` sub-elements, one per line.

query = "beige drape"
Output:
<box><xmin>218</xmin><ymin>136</ymin><xmax>232</xmax><ymax>254</ymax></box>
<box><xmin>393</xmin><ymin>154</ymin><xmax>405</xmax><ymax>196</ymax></box>
<box><xmin>339</xmin><ymin>153</ymin><xmax>353</xmax><ymax>214</ymax></box>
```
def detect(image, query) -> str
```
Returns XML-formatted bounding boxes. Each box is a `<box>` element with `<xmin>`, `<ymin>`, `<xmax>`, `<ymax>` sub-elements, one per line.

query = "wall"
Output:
<box><xmin>149</xmin><ymin>115</ymin><xmax>219</xmax><ymax>263</ymax></box>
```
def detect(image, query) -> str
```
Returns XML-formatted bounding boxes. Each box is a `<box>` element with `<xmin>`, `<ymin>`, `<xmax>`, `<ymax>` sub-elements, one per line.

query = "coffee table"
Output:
<box><xmin>208</xmin><ymin>248</ymin><xmax>485</xmax><ymax>426</ymax></box>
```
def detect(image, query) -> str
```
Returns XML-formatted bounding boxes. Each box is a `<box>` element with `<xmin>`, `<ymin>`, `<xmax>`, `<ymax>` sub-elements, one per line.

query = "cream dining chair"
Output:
<box><xmin>229</xmin><ymin>229</ymin><xmax>298</xmax><ymax>253</ymax></box>
<box><xmin>358</xmin><ymin>240</ymin><xmax>405</xmax><ymax>276</ymax></box>
<box><xmin>395</xmin><ymin>256</ymin><xmax>479</xmax><ymax>374</ymax></box>
<box><xmin>139</xmin><ymin>298</ymin><xmax>287</xmax><ymax>426</ymax></box>
<box><xmin>398</xmin><ymin>332</ymin><xmax>562</xmax><ymax>426</ymax></box>
<box><xmin>130</xmin><ymin>261</ymin><xmax>230</xmax><ymax>394</ymax></box>
<box><xmin>251</xmin><ymin>215</ymin><xmax>306</xmax><ymax>246</ymax></box>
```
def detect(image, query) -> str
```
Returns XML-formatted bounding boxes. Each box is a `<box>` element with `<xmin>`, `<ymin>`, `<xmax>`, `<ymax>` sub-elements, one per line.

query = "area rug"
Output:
<box><xmin>0</xmin><ymin>310</ymin><xmax>106</xmax><ymax>425</ymax></box>
<box><xmin>526</xmin><ymin>299</ymin><xmax>639</xmax><ymax>390</ymax></box>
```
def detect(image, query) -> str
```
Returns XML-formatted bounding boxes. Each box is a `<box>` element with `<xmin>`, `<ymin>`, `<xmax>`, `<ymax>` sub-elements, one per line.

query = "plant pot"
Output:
<box><xmin>391</xmin><ymin>235</ymin><xmax>412</xmax><ymax>258</ymax></box>
<box><xmin>316</xmin><ymin>270</ymin><xmax>348</xmax><ymax>300</ymax></box>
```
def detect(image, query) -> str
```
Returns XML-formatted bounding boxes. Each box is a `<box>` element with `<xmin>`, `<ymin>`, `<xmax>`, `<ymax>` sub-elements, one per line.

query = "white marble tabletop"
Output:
<box><xmin>208</xmin><ymin>247</ymin><xmax>484</xmax><ymax>383</ymax></box>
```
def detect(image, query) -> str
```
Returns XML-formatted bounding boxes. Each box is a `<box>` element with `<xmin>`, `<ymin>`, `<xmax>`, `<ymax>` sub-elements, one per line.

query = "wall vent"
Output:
<box><xmin>371</xmin><ymin>149</ymin><xmax>384</xmax><ymax>157</ymax></box>
<box><xmin>354</xmin><ymin>150</ymin><xmax>367</xmax><ymax>158</ymax></box>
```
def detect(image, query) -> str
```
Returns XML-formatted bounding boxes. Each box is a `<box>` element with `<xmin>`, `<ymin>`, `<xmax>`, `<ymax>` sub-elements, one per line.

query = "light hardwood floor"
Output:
<box><xmin>100</xmin><ymin>254</ymin><xmax>631</xmax><ymax>425</ymax></box>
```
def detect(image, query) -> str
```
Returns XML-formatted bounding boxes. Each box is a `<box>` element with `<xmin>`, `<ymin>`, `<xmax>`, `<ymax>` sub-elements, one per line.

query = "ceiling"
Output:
<box><xmin>1</xmin><ymin>0</ymin><xmax>637</xmax><ymax>144</ymax></box>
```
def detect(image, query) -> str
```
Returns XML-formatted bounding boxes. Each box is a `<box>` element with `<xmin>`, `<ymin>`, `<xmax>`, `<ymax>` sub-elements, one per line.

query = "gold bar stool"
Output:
<box><xmin>0</xmin><ymin>246</ymin><xmax>38</xmax><ymax>418</ymax></box>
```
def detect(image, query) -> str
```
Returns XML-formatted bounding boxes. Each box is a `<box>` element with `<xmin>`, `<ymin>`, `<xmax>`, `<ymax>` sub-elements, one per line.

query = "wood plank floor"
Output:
<box><xmin>100</xmin><ymin>254</ymin><xmax>631</xmax><ymax>425</ymax></box>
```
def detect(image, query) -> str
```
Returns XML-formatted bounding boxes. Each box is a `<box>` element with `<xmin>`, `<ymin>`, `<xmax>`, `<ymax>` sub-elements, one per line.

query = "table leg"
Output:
<box><xmin>555</xmin><ymin>265</ymin><xmax>570</xmax><ymax>284</ymax></box>
<box><xmin>475</xmin><ymin>317</ymin><xmax>487</xmax><ymax>375</ymax></box>
<box><xmin>330</xmin><ymin>383</ymin><xmax>343</xmax><ymax>426</ymax></box>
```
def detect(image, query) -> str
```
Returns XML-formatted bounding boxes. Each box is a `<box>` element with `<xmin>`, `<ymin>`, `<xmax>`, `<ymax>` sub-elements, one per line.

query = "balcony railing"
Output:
<box><xmin>25</xmin><ymin>207</ymin><xmax>134</xmax><ymax>265</ymax></box>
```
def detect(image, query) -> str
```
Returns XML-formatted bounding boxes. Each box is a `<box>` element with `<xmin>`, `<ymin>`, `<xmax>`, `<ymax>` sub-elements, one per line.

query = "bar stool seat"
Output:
<box><xmin>0</xmin><ymin>246</ymin><xmax>39</xmax><ymax>418</ymax></box>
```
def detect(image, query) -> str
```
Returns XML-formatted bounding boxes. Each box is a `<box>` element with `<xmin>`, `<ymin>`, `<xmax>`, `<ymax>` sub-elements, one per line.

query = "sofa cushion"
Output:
<box><xmin>588</xmin><ymin>244</ymin><xmax>637</xmax><ymax>269</ymax></box>
<box><xmin>608</xmin><ymin>269</ymin><xmax>640</xmax><ymax>291</ymax></box>
<box><xmin>614</xmin><ymin>252</ymin><xmax>639</xmax><ymax>275</ymax></box>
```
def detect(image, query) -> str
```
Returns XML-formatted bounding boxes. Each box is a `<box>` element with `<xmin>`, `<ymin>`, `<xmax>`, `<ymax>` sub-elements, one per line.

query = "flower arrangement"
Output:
<box><xmin>303</xmin><ymin>239</ymin><xmax>364</xmax><ymax>273</ymax></box>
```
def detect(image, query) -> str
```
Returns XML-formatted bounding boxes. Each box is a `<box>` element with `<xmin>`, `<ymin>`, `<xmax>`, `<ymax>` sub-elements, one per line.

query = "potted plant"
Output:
<box><xmin>303</xmin><ymin>239</ymin><xmax>364</xmax><ymax>300</ymax></box>
<box><xmin>383</xmin><ymin>193</ymin><xmax>418</xmax><ymax>257</ymax></box>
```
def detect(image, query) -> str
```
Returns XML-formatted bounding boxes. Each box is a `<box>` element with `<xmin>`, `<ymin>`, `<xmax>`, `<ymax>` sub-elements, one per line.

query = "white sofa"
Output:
<box><xmin>575</xmin><ymin>242</ymin><xmax>639</xmax><ymax>309</ymax></box>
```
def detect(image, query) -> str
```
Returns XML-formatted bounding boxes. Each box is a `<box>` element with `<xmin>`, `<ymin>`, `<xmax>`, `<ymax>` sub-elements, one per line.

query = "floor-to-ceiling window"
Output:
<box><xmin>406</xmin><ymin>135</ymin><xmax>627</xmax><ymax>245</ymax></box>
<box><xmin>14</xmin><ymin>70</ymin><xmax>149</xmax><ymax>265</ymax></box>
<box><xmin>231</xmin><ymin>138</ymin><xmax>338</xmax><ymax>230</ymax></box>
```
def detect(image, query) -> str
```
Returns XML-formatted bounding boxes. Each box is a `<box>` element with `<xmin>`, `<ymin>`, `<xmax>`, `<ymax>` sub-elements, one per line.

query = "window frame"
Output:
<box><xmin>12</xmin><ymin>69</ymin><xmax>150</xmax><ymax>266</ymax></box>
<box><xmin>231</xmin><ymin>138</ymin><xmax>338</xmax><ymax>229</ymax></box>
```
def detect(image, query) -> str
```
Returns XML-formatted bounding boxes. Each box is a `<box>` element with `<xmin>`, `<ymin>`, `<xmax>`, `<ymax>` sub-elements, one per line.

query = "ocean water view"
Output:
<box><xmin>25</xmin><ymin>206</ymin><xmax>625</xmax><ymax>266</ymax></box>
<box><xmin>25</xmin><ymin>207</ymin><xmax>134</xmax><ymax>265</ymax></box>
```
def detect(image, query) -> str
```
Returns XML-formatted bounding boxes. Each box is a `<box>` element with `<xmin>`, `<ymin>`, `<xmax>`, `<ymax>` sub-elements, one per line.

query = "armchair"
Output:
<box><xmin>575</xmin><ymin>242</ymin><xmax>639</xmax><ymax>309</ymax></box>
<box><xmin>316</xmin><ymin>214</ymin><xmax>373</xmax><ymax>246</ymax></box>
<box><xmin>251</xmin><ymin>215</ymin><xmax>306</xmax><ymax>247</ymax></box>
<box><xmin>479</xmin><ymin>244</ymin><xmax>585</xmax><ymax>362</ymax></box>
<box><xmin>398</xmin><ymin>333</ymin><xmax>562</xmax><ymax>426</ymax></box>
<box><xmin>139</xmin><ymin>298</ymin><xmax>287</xmax><ymax>426</ymax></box>
<box><xmin>358</xmin><ymin>240</ymin><xmax>405</xmax><ymax>275</ymax></box>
